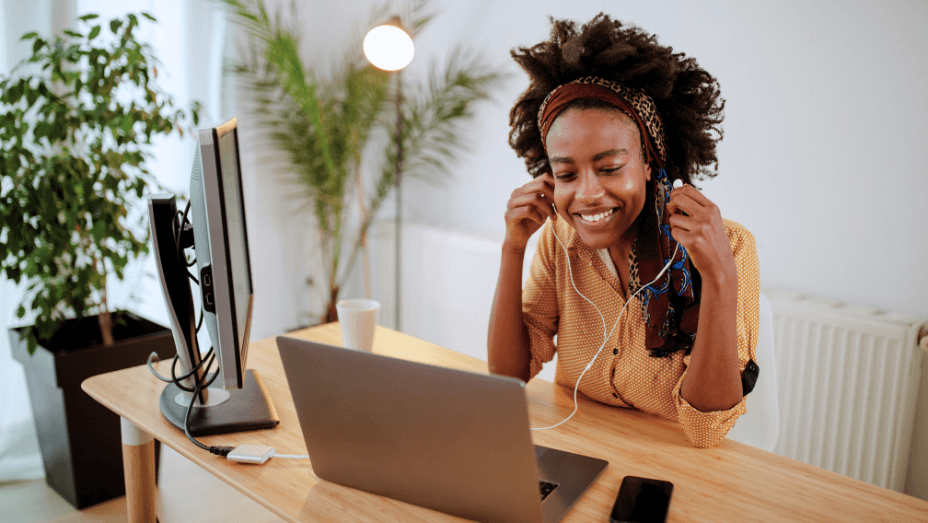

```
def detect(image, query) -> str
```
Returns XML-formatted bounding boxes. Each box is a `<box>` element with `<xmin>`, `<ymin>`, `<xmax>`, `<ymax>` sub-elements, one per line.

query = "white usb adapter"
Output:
<box><xmin>227</xmin><ymin>444</ymin><xmax>275</xmax><ymax>464</ymax></box>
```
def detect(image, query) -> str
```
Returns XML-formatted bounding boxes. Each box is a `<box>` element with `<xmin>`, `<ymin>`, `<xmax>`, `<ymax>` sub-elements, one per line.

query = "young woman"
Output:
<box><xmin>487</xmin><ymin>15</ymin><xmax>760</xmax><ymax>448</ymax></box>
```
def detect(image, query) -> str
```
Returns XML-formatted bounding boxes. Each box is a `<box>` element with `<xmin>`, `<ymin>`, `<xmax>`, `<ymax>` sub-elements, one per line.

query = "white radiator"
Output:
<box><xmin>765</xmin><ymin>288</ymin><xmax>926</xmax><ymax>492</ymax></box>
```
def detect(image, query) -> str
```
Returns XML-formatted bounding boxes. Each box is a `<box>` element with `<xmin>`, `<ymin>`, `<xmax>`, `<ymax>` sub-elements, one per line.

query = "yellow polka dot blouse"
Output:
<box><xmin>522</xmin><ymin>217</ymin><xmax>760</xmax><ymax>448</ymax></box>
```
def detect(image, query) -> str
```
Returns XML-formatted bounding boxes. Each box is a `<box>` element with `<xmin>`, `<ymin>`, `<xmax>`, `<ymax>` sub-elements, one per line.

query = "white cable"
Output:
<box><xmin>531</xmin><ymin>221</ymin><xmax>679</xmax><ymax>431</ymax></box>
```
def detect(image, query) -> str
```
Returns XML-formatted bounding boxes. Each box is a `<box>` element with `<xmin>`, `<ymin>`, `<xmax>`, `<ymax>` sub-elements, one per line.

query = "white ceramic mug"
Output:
<box><xmin>335</xmin><ymin>299</ymin><xmax>380</xmax><ymax>351</ymax></box>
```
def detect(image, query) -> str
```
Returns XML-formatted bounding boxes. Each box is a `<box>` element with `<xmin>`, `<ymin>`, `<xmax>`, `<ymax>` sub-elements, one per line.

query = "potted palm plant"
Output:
<box><xmin>221</xmin><ymin>0</ymin><xmax>503</xmax><ymax>324</ymax></box>
<box><xmin>0</xmin><ymin>12</ymin><xmax>198</xmax><ymax>508</ymax></box>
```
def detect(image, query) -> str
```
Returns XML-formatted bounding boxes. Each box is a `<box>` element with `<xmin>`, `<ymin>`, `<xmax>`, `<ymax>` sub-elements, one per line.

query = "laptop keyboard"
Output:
<box><xmin>539</xmin><ymin>480</ymin><xmax>559</xmax><ymax>501</ymax></box>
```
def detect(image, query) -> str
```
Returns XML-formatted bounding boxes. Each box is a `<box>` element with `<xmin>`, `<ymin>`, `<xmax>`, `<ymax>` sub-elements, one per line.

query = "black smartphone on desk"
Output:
<box><xmin>609</xmin><ymin>476</ymin><xmax>674</xmax><ymax>523</ymax></box>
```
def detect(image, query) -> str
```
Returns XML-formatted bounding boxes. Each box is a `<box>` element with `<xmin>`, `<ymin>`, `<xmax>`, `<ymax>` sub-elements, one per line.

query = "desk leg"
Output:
<box><xmin>121</xmin><ymin>417</ymin><xmax>157</xmax><ymax>523</ymax></box>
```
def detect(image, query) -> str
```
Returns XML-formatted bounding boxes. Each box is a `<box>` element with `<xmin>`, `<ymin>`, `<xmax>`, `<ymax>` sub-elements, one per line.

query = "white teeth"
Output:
<box><xmin>579</xmin><ymin>209</ymin><xmax>613</xmax><ymax>223</ymax></box>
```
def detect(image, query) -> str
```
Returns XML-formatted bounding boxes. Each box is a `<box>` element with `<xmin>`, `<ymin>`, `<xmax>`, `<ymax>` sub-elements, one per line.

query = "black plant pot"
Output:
<box><xmin>9</xmin><ymin>311</ymin><xmax>175</xmax><ymax>509</ymax></box>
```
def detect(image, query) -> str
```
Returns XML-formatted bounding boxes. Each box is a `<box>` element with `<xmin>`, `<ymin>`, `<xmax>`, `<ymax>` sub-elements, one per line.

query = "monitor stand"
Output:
<box><xmin>159</xmin><ymin>369</ymin><xmax>279</xmax><ymax>437</ymax></box>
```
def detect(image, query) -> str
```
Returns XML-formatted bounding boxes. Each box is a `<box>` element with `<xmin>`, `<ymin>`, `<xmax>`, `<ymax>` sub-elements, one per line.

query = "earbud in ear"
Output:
<box><xmin>672</xmin><ymin>179</ymin><xmax>684</xmax><ymax>190</ymax></box>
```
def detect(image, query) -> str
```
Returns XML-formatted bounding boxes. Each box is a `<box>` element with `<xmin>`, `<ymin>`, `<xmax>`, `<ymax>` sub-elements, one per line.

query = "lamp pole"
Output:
<box><xmin>363</xmin><ymin>17</ymin><xmax>413</xmax><ymax>331</ymax></box>
<box><xmin>394</xmin><ymin>71</ymin><xmax>403</xmax><ymax>331</ymax></box>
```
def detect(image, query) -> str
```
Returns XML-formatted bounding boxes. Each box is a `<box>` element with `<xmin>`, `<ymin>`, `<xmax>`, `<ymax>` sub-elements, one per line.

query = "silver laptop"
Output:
<box><xmin>276</xmin><ymin>336</ymin><xmax>608</xmax><ymax>523</ymax></box>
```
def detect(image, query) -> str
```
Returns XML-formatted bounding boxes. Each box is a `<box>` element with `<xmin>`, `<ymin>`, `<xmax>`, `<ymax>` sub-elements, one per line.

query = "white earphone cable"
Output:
<box><xmin>530</xmin><ymin>222</ymin><xmax>679</xmax><ymax>431</ymax></box>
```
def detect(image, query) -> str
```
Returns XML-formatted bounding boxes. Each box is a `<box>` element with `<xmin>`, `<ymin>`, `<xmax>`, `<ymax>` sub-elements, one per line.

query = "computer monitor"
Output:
<box><xmin>149</xmin><ymin>117</ymin><xmax>277</xmax><ymax>436</ymax></box>
<box><xmin>190</xmin><ymin>117</ymin><xmax>253</xmax><ymax>390</ymax></box>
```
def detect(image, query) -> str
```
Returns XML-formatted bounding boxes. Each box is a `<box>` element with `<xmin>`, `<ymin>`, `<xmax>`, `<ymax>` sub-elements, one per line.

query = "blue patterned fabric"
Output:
<box><xmin>636</xmin><ymin>168</ymin><xmax>700</xmax><ymax>357</ymax></box>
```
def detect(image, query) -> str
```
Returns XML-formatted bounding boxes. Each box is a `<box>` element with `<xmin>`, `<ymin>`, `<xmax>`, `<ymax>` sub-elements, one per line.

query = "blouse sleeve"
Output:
<box><xmin>672</xmin><ymin>221</ymin><xmax>761</xmax><ymax>448</ymax></box>
<box><xmin>522</xmin><ymin>221</ymin><xmax>560</xmax><ymax>380</ymax></box>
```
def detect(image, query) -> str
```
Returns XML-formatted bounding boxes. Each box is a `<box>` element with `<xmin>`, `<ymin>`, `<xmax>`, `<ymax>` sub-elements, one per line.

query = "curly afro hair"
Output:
<box><xmin>509</xmin><ymin>14</ymin><xmax>724</xmax><ymax>185</ymax></box>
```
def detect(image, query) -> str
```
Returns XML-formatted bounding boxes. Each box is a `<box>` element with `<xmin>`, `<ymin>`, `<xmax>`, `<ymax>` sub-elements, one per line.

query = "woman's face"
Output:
<box><xmin>545</xmin><ymin>107</ymin><xmax>651</xmax><ymax>250</ymax></box>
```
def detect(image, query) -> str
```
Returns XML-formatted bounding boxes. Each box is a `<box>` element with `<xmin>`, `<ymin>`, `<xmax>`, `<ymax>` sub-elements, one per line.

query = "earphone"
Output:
<box><xmin>530</xmin><ymin>177</ymin><xmax>684</xmax><ymax>431</ymax></box>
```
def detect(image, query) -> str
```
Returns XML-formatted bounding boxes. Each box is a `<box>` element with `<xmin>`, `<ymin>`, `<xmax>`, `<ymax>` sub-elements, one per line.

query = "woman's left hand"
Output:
<box><xmin>665</xmin><ymin>185</ymin><xmax>736</xmax><ymax>282</ymax></box>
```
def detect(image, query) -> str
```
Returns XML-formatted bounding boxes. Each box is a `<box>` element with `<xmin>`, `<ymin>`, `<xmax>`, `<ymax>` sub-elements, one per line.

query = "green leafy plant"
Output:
<box><xmin>221</xmin><ymin>0</ymin><xmax>504</xmax><ymax>323</ymax></box>
<box><xmin>0</xmin><ymin>12</ymin><xmax>199</xmax><ymax>354</ymax></box>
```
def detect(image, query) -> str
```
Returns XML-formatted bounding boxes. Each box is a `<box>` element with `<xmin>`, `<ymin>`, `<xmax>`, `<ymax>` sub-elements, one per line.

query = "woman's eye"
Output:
<box><xmin>599</xmin><ymin>167</ymin><xmax>621</xmax><ymax>175</ymax></box>
<box><xmin>554</xmin><ymin>173</ymin><xmax>576</xmax><ymax>181</ymax></box>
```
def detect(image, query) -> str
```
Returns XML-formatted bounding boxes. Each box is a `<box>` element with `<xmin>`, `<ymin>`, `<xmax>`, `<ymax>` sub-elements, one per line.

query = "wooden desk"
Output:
<box><xmin>83</xmin><ymin>324</ymin><xmax>928</xmax><ymax>522</ymax></box>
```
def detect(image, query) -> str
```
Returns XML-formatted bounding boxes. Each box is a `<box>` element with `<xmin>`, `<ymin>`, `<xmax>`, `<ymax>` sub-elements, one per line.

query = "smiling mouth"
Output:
<box><xmin>576</xmin><ymin>208</ymin><xmax>618</xmax><ymax>223</ymax></box>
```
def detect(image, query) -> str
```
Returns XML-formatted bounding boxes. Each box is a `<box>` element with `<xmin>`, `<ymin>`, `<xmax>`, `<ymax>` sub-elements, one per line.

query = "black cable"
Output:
<box><xmin>184</xmin><ymin>353</ymin><xmax>215</xmax><ymax>451</ymax></box>
<box><xmin>147</xmin><ymin>352</ymin><xmax>175</xmax><ymax>382</ymax></box>
<box><xmin>173</xmin><ymin>208</ymin><xmax>186</xmax><ymax>268</ymax></box>
<box><xmin>174</xmin><ymin>204</ymin><xmax>190</xmax><ymax>255</ymax></box>
<box><xmin>183</xmin><ymin>354</ymin><xmax>234</xmax><ymax>457</ymax></box>
<box><xmin>202</xmin><ymin>365</ymin><xmax>221</xmax><ymax>389</ymax></box>
<box><xmin>188</xmin><ymin>302</ymin><xmax>207</xmax><ymax>404</ymax></box>
<box><xmin>184</xmin><ymin>387</ymin><xmax>211</xmax><ymax>450</ymax></box>
<box><xmin>170</xmin><ymin>347</ymin><xmax>216</xmax><ymax>393</ymax></box>
<box><xmin>174</xmin><ymin>201</ymin><xmax>200</xmax><ymax>283</ymax></box>
<box><xmin>147</xmin><ymin>346</ymin><xmax>214</xmax><ymax>384</ymax></box>
<box><xmin>173</xmin><ymin>208</ymin><xmax>185</xmax><ymax>234</ymax></box>
<box><xmin>174</xmin><ymin>347</ymin><xmax>214</xmax><ymax>380</ymax></box>
<box><xmin>148</xmin><ymin>303</ymin><xmax>204</xmax><ymax>381</ymax></box>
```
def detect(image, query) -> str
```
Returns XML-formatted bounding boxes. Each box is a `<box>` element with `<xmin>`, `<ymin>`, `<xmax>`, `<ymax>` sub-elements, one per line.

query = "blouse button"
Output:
<box><xmin>612</xmin><ymin>348</ymin><xmax>618</xmax><ymax>355</ymax></box>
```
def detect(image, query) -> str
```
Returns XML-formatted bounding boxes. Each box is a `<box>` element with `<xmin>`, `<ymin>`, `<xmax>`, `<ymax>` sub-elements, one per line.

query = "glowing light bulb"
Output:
<box><xmin>363</xmin><ymin>25</ymin><xmax>414</xmax><ymax>71</ymax></box>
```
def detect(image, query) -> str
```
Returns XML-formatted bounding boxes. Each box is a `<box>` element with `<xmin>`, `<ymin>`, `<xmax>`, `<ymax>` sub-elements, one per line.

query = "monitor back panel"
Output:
<box><xmin>277</xmin><ymin>337</ymin><xmax>545</xmax><ymax>523</ymax></box>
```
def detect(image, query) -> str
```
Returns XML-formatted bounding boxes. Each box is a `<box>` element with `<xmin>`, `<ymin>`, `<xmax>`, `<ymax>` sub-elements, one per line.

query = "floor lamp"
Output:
<box><xmin>363</xmin><ymin>17</ymin><xmax>414</xmax><ymax>331</ymax></box>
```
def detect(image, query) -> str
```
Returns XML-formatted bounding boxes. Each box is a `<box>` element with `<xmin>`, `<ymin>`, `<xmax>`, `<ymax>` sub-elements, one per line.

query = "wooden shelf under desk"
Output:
<box><xmin>83</xmin><ymin>323</ymin><xmax>928</xmax><ymax>522</ymax></box>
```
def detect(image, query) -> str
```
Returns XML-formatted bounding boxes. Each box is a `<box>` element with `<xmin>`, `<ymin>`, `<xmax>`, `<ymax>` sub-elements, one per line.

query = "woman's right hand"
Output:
<box><xmin>503</xmin><ymin>172</ymin><xmax>557</xmax><ymax>252</ymax></box>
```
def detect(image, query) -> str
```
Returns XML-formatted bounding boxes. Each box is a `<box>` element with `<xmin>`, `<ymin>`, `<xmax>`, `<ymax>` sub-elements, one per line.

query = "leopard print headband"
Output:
<box><xmin>537</xmin><ymin>76</ymin><xmax>667</xmax><ymax>165</ymax></box>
